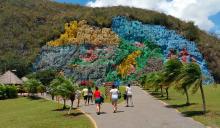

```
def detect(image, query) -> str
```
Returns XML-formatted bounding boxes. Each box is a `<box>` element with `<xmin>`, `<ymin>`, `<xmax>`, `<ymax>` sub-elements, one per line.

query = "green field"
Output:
<box><xmin>148</xmin><ymin>85</ymin><xmax>220</xmax><ymax>128</ymax></box>
<box><xmin>0</xmin><ymin>97</ymin><xmax>94</xmax><ymax>128</ymax></box>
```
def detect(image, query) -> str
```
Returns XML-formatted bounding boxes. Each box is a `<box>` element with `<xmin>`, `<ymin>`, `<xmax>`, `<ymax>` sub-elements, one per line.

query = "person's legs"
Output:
<box><xmin>87</xmin><ymin>96</ymin><xmax>90</xmax><ymax>105</ymax></box>
<box><xmin>96</xmin><ymin>103</ymin><xmax>101</xmax><ymax>115</ymax></box>
<box><xmin>112</xmin><ymin>99</ymin><xmax>118</xmax><ymax>112</ymax></box>
<box><xmin>77</xmin><ymin>98</ymin><xmax>80</xmax><ymax>107</ymax></box>
<box><xmin>84</xmin><ymin>96</ymin><xmax>87</xmax><ymax>105</ymax></box>
<box><xmin>115</xmin><ymin>100</ymin><xmax>118</xmax><ymax>112</ymax></box>
<box><xmin>126</xmin><ymin>95</ymin><xmax>129</xmax><ymax>107</ymax></box>
<box><xmin>96</xmin><ymin>104</ymin><xmax>99</xmax><ymax>113</ymax></box>
<box><xmin>95</xmin><ymin>98</ymin><xmax>101</xmax><ymax>115</ymax></box>
<box><xmin>112</xmin><ymin>100</ymin><xmax>115</xmax><ymax>112</ymax></box>
<box><xmin>130</xmin><ymin>95</ymin><xmax>134</xmax><ymax>106</ymax></box>
<box><xmin>91</xmin><ymin>96</ymin><xmax>93</xmax><ymax>103</ymax></box>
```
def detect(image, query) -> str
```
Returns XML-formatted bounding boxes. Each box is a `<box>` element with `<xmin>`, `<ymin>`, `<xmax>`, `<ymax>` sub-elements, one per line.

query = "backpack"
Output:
<box><xmin>118</xmin><ymin>91</ymin><xmax>121</xmax><ymax>99</ymax></box>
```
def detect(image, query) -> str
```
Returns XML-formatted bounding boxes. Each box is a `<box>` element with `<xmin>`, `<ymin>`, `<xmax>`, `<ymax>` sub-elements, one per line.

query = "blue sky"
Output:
<box><xmin>209</xmin><ymin>12</ymin><xmax>220</xmax><ymax>35</ymax></box>
<box><xmin>55</xmin><ymin>0</ymin><xmax>220</xmax><ymax>37</ymax></box>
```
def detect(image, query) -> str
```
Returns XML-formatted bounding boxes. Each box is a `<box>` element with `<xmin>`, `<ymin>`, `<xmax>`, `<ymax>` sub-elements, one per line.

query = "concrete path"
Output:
<box><xmin>40</xmin><ymin>86</ymin><xmax>206</xmax><ymax>128</ymax></box>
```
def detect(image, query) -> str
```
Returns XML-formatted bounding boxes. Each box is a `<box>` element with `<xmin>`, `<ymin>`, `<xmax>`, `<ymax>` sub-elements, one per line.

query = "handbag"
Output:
<box><xmin>100</xmin><ymin>96</ymin><xmax>104</xmax><ymax>103</ymax></box>
<box><xmin>123</xmin><ymin>93</ymin><xmax>127</xmax><ymax>100</ymax></box>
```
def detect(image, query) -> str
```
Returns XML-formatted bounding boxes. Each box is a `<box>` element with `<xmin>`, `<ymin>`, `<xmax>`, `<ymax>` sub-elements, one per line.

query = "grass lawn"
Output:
<box><xmin>0</xmin><ymin>97</ymin><xmax>94</xmax><ymax>128</ymax></box>
<box><xmin>148</xmin><ymin>85</ymin><xmax>220</xmax><ymax>128</ymax></box>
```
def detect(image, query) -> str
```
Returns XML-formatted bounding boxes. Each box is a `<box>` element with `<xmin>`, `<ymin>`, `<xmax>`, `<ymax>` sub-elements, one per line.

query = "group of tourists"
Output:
<box><xmin>75</xmin><ymin>84</ymin><xmax>133</xmax><ymax>115</ymax></box>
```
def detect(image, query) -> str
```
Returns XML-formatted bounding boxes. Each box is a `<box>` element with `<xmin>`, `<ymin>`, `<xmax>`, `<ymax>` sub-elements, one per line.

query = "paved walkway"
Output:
<box><xmin>40</xmin><ymin>86</ymin><xmax>206</xmax><ymax>128</ymax></box>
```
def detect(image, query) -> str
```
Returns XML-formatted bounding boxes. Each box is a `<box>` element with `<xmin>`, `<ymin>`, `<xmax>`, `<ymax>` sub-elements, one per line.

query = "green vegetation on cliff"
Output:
<box><xmin>0</xmin><ymin>0</ymin><xmax>220</xmax><ymax>82</ymax></box>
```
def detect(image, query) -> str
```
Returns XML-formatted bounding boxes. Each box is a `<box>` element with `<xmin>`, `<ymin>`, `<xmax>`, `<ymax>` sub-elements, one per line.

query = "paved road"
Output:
<box><xmin>40</xmin><ymin>86</ymin><xmax>206</xmax><ymax>128</ymax></box>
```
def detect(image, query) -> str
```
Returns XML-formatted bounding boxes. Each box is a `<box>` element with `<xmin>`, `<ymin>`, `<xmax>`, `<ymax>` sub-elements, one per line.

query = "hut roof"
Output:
<box><xmin>21</xmin><ymin>77</ymin><xmax>28</xmax><ymax>82</ymax></box>
<box><xmin>0</xmin><ymin>71</ymin><xmax>23</xmax><ymax>85</ymax></box>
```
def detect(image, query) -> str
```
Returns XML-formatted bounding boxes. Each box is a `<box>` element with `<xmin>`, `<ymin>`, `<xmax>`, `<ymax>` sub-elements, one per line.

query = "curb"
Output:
<box><xmin>80</xmin><ymin>109</ymin><xmax>98</xmax><ymax>128</ymax></box>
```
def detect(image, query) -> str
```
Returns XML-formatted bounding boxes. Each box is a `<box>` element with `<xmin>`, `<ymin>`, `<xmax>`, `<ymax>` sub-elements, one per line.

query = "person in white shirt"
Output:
<box><xmin>82</xmin><ymin>87</ymin><xmax>88</xmax><ymax>105</ymax></box>
<box><xmin>110</xmin><ymin>85</ymin><xmax>119</xmax><ymax>113</ymax></box>
<box><xmin>75</xmin><ymin>89</ymin><xmax>81</xmax><ymax>107</ymax></box>
<box><xmin>126</xmin><ymin>84</ymin><xmax>133</xmax><ymax>107</ymax></box>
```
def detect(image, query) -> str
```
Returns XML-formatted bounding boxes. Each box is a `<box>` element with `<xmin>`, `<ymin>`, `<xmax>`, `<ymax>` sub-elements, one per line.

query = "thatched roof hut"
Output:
<box><xmin>0</xmin><ymin>71</ymin><xmax>23</xmax><ymax>85</ymax></box>
<box><xmin>21</xmin><ymin>77</ymin><xmax>28</xmax><ymax>82</ymax></box>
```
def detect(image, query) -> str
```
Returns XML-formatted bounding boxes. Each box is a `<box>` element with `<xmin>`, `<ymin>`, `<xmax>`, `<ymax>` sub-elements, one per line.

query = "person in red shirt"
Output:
<box><xmin>94</xmin><ymin>86</ymin><xmax>102</xmax><ymax>115</ymax></box>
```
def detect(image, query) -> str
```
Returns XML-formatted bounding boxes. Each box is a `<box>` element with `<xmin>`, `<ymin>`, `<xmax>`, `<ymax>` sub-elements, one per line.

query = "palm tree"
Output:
<box><xmin>49</xmin><ymin>76</ymin><xmax>66</xmax><ymax>109</ymax></box>
<box><xmin>143</xmin><ymin>72</ymin><xmax>165</xmax><ymax>97</ymax></box>
<box><xmin>49</xmin><ymin>76</ymin><xmax>79</xmax><ymax>113</ymax></box>
<box><xmin>175</xmin><ymin>63</ymin><xmax>206</xmax><ymax>113</ymax></box>
<box><xmin>37</xmin><ymin>85</ymin><xmax>46</xmax><ymax>95</ymax></box>
<box><xmin>163</xmin><ymin>59</ymin><xmax>183</xmax><ymax>99</ymax></box>
<box><xmin>24</xmin><ymin>78</ymin><xmax>42</xmax><ymax>96</ymax></box>
<box><xmin>62</xmin><ymin>80</ymin><xmax>79</xmax><ymax>114</ymax></box>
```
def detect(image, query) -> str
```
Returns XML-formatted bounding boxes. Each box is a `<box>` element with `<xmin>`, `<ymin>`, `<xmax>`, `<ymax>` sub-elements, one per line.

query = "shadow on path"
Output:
<box><xmin>64</xmin><ymin>112</ymin><xmax>84</xmax><ymax>117</ymax></box>
<box><xmin>52</xmin><ymin>107</ymin><xmax>78</xmax><ymax>111</ymax></box>
<box><xmin>181</xmin><ymin>111</ymin><xmax>205</xmax><ymax>117</ymax></box>
<box><xmin>166</xmin><ymin>103</ymin><xmax>197</xmax><ymax>108</ymax></box>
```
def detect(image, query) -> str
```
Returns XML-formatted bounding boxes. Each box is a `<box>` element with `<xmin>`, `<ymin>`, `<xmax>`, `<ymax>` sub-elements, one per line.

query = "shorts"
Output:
<box><xmin>76</xmin><ymin>95</ymin><xmax>81</xmax><ymax>99</ymax></box>
<box><xmin>111</xmin><ymin>98</ymin><xmax>118</xmax><ymax>103</ymax></box>
<box><xmin>88</xmin><ymin>95</ymin><xmax>92</xmax><ymax>99</ymax></box>
<box><xmin>84</xmin><ymin>95</ymin><xmax>88</xmax><ymax>100</ymax></box>
<box><xmin>127</xmin><ymin>95</ymin><xmax>132</xmax><ymax>98</ymax></box>
<box><xmin>95</xmin><ymin>98</ymin><xmax>101</xmax><ymax>104</ymax></box>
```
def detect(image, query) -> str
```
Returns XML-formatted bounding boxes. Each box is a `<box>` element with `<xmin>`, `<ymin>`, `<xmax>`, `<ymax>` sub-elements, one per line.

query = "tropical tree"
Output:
<box><xmin>24</xmin><ymin>78</ymin><xmax>42</xmax><ymax>96</ymax></box>
<box><xmin>175</xmin><ymin>63</ymin><xmax>206</xmax><ymax>113</ymax></box>
<box><xmin>37</xmin><ymin>85</ymin><xmax>46</xmax><ymax>95</ymax></box>
<box><xmin>64</xmin><ymin>81</ymin><xmax>79</xmax><ymax>114</ymax></box>
<box><xmin>49</xmin><ymin>76</ymin><xmax>66</xmax><ymax>105</ymax></box>
<box><xmin>49</xmin><ymin>76</ymin><xmax>79</xmax><ymax>113</ymax></box>
<box><xmin>163</xmin><ymin>59</ymin><xmax>183</xmax><ymax>99</ymax></box>
<box><xmin>143</xmin><ymin>72</ymin><xmax>165</xmax><ymax>97</ymax></box>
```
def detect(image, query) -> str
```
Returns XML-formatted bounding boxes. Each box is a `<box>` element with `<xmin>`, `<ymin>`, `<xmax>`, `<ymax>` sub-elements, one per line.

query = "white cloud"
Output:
<box><xmin>87</xmin><ymin>0</ymin><xmax>220</xmax><ymax>32</ymax></box>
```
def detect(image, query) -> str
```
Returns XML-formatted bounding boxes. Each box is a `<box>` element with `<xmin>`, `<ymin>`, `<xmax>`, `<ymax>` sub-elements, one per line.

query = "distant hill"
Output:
<box><xmin>0</xmin><ymin>0</ymin><xmax>220</xmax><ymax>82</ymax></box>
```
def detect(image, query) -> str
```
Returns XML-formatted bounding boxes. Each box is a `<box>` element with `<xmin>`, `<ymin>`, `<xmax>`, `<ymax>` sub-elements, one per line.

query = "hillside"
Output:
<box><xmin>0</xmin><ymin>0</ymin><xmax>220</xmax><ymax>82</ymax></box>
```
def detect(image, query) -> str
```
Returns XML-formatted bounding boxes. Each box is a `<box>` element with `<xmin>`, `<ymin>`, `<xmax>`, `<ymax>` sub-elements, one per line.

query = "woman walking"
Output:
<box><xmin>82</xmin><ymin>87</ymin><xmax>88</xmax><ymax>105</ymax></box>
<box><xmin>75</xmin><ymin>89</ymin><xmax>81</xmax><ymax>107</ymax></box>
<box><xmin>126</xmin><ymin>84</ymin><xmax>133</xmax><ymax>107</ymax></box>
<box><xmin>110</xmin><ymin>85</ymin><xmax>119</xmax><ymax>113</ymax></box>
<box><xmin>88</xmin><ymin>87</ymin><xmax>93</xmax><ymax>105</ymax></box>
<box><xmin>94</xmin><ymin>86</ymin><xmax>102</xmax><ymax>115</ymax></box>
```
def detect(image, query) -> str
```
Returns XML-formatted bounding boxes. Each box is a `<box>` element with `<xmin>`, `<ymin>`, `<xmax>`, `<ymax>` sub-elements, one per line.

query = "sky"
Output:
<box><xmin>55</xmin><ymin>0</ymin><xmax>220</xmax><ymax>38</ymax></box>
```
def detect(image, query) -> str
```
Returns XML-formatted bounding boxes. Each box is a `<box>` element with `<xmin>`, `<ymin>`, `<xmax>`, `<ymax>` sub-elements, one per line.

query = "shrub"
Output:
<box><xmin>5</xmin><ymin>85</ymin><xmax>18</xmax><ymax>99</ymax></box>
<box><xmin>0</xmin><ymin>85</ymin><xmax>6</xmax><ymax>100</ymax></box>
<box><xmin>24</xmin><ymin>79</ymin><xmax>42</xmax><ymax>96</ymax></box>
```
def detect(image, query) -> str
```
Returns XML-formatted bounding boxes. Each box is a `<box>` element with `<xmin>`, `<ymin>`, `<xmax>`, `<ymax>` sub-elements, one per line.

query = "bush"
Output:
<box><xmin>17</xmin><ymin>85</ymin><xmax>26</xmax><ymax>94</ymax></box>
<box><xmin>5</xmin><ymin>86</ymin><xmax>18</xmax><ymax>99</ymax></box>
<box><xmin>0</xmin><ymin>85</ymin><xmax>18</xmax><ymax>99</ymax></box>
<box><xmin>0</xmin><ymin>85</ymin><xmax>6</xmax><ymax>100</ymax></box>
<box><xmin>24</xmin><ymin>78</ymin><xmax>42</xmax><ymax>96</ymax></box>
